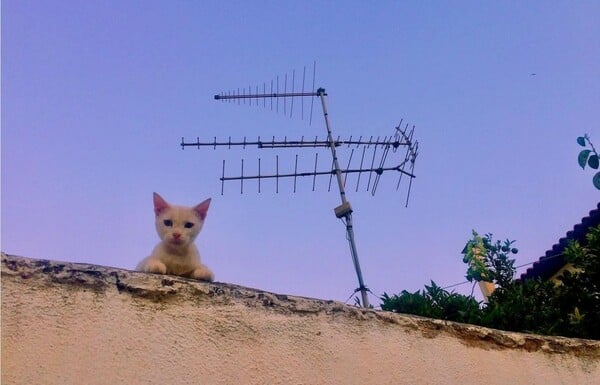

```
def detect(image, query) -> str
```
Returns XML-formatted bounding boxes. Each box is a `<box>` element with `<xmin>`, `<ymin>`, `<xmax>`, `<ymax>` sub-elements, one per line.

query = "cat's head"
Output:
<box><xmin>152</xmin><ymin>192</ymin><xmax>211</xmax><ymax>248</ymax></box>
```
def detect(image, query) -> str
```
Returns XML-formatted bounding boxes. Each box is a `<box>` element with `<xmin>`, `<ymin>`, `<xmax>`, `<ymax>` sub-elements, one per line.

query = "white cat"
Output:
<box><xmin>136</xmin><ymin>192</ymin><xmax>214</xmax><ymax>281</ymax></box>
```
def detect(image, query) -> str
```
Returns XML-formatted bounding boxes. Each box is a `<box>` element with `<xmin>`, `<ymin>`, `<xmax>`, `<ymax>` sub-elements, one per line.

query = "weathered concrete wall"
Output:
<box><xmin>2</xmin><ymin>253</ymin><xmax>599</xmax><ymax>385</ymax></box>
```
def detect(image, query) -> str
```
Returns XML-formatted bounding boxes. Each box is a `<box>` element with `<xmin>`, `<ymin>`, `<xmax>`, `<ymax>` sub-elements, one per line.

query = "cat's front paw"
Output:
<box><xmin>191</xmin><ymin>266</ymin><xmax>214</xmax><ymax>282</ymax></box>
<box><xmin>141</xmin><ymin>260</ymin><xmax>167</xmax><ymax>275</ymax></box>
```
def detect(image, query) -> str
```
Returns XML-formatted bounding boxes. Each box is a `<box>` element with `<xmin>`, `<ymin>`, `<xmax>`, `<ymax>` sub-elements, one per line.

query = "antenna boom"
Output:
<box><xmin>214</xmin><ymin>92</ymin><xmax>320</xmax><ymax>100</ymax></box>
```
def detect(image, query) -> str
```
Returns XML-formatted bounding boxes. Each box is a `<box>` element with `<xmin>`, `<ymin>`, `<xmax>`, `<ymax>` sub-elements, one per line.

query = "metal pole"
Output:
<box><xmin>317</xmin><ymin>88</ymin><xmax>370</xmax><ymax>308</ymax></box>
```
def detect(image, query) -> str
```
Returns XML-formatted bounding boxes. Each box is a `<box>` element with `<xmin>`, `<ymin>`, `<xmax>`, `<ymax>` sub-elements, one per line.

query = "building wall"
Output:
<box><xmin>2</xmin><ymin>253</ymin><xmax>599</xmax><ymax>385</ymax></box>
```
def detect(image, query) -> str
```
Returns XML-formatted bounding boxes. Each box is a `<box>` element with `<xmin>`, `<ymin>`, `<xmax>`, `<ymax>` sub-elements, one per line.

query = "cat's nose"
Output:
<box><xmin>173</xmin><ymin>233</ymin><xmax>181</xmax><ymax>239</ymax></box>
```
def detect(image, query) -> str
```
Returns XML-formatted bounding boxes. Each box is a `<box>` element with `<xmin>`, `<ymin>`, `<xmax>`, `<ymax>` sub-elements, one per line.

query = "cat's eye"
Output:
<box><xmin>184</xmin><ymin>222</ymin><xmax>194</xmax><ymax>229</ymax></box>
<box><xmin>163</xmin><ymin>219</ymin><xmax>173</xmax><ymax>227</ymax></box>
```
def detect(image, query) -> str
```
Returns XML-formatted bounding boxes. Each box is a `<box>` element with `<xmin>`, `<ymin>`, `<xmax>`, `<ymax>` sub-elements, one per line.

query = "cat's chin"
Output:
<box><xmin>164</xmin><ymin>240</ymin><xmax>189</xmax><ymax>251</ymax></box>
<box><xmin>169</xmin><ymin>239</ymin><xmax>186</xmax><ymax>246</ymax></box>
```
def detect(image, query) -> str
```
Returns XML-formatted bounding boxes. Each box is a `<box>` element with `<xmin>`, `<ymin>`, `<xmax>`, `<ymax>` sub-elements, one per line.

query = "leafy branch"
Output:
<box><xmin>462</xmin><ymin>231</ymin><xmax>517</xmax><ymax>288</ymax></box>
<box><xmin>577</xmin><ymin>134</ymin><xmax>600</xmax><ymax>190</ymax></box>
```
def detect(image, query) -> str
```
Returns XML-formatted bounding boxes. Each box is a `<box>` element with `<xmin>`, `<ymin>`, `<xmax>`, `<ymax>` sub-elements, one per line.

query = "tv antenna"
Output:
<box><xmin>182</xmin><ymin>64</ymin><xmax>419</xmax><ymax>307</ymax></box>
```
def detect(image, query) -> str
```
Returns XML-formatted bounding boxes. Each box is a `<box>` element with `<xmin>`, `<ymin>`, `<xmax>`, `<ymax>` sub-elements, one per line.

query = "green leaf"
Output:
<box><xmin>577</xmin><ymin>136</ymin><xmax>587</xmax><ymax>147</ymax></box>
<box><xmin>593</xmin><ymin>172</ymin><xmax>600</xmax><ymax>190</ymax></box>
<box><xmin>578</xmin><ymin>149</ymin><xmax>591</xmax><ymax>169</ymax></box>
<box><xmin>588</xmin><ymin>154</ymin><xmax>599</xmax><ymax>170</ymax></box>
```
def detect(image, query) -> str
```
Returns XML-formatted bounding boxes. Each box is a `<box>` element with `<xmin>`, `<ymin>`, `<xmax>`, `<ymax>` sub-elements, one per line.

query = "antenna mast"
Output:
<box><xmin>182</xmin><ymin>65</ymin><xmax>418</xmax><ymax>307</ymax></box>
<box><xmin>316</xmin><ymin>87</ymin><xmax>369</xmax><ymax>307</ymax></box>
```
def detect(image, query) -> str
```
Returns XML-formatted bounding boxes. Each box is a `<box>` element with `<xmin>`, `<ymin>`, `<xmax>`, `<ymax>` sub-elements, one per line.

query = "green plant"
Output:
<box><xmin>462</xmin><ymin>231</ymin><xmax>518</xmax><ymax>288</ymax></box>
<box><xmin>577</xmin><ymin>134</ymin><xmax>600</xmax><ymax>190</ymax></box>
<box><xmin>381</xmin><ymin>281</ymin><xmax>480</xmax><ymax>324</ymax></box>
<box><xmin>557</xmin><ymin>225</ymin><xmax>600</xmax><ymax>339</ymax></box>
<box><xmin>482</xmin><ymin>278</ymin><xmax>561</xmax><ymax>335</ymax></box>
<box><xmin>479</xmin><ymin>226</ymin><xmax>600</xmax><ymax>339</ymax></box>
<box><xmin>381</xmin><ymin>226</ymin><xmax>600</xmax><ymax>340</ymax></box>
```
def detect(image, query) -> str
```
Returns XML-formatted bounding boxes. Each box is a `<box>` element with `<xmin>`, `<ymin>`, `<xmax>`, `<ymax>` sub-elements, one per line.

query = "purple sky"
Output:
<box><xmin>2</xmin><ymin>1</ymin><xmax>599</xmax><ymax>305</ymax></box>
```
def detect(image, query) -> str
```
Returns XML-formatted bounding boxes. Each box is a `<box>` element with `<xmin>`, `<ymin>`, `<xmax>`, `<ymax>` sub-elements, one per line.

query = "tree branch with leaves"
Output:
<box><xmin>577</xmin><ymin>135</ymin><xmax>600</xmax><ymax>190</ymax></box>
<box><xmin>462</xmin><ymin>231</ymin><xmax>518</xmax><ymax>289</ymax></box>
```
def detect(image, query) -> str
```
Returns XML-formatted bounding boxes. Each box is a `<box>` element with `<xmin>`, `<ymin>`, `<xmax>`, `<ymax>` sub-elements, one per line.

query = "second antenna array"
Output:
<box><xmin>183</xmin><ymin>122</ymin><xmax>418</xmax><ymax>200</ymax></box>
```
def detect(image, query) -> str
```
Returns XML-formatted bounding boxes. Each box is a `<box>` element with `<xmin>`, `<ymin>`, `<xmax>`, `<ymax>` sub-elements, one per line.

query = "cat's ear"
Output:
<box><xmin>194</xmin><ymin>198</ymin><xmax>211</xmax><ymax>221</ymax></box>
<box><xmin>153</xmin><ymin>192</ymin><xmax>170</xmax><ymax>216</ymax></box>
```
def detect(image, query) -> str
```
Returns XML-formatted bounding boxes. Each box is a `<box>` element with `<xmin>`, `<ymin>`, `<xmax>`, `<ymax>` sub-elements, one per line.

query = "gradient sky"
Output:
<box><xmin>2</xmin><ymin>1</ymin><xmax>599</xmax><ymax>305</ymax></box>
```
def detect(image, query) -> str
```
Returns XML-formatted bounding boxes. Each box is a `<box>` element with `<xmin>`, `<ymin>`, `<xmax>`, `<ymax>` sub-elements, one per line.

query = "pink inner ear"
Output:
<box><xmin>153</xmin><ymin>193</ymin><xmax>170</xmax><ymax>216</ymax></box>
<box><xmin>194</xmin><ymin>198</ymin><xmax>211</xmax><ymax>220</ymax></box>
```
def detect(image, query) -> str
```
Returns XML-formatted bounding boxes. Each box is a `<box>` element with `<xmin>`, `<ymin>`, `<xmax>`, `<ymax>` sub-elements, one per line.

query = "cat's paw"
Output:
<box><xmin>142</xmin><ymin>260</ymin><xmax>167</xmax><ymax>275</ymax></box>
<box><xmin>191</xmin><ymin>266</ymin><xmax>214</xmax><ymax>282</ymax></box>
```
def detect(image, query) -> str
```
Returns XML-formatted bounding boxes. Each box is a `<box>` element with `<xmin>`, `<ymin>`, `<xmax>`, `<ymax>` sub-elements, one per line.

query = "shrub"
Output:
<box><xmin>380</xmin><ymin>226</ymin><xmax>600</xmax><ymax>340</ymax></box>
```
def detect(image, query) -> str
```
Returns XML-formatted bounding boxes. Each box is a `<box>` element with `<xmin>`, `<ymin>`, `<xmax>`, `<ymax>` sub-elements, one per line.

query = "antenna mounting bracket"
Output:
<box><xmin>334</xmin><ymin>201</ymin><xmax>353</xmax><ymax>218</ymax></box>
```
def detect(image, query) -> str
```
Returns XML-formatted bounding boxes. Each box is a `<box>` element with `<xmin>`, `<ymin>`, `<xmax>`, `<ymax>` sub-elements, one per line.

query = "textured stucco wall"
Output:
<box><xmin>2</xmin><ymin>253</ymin><xmax>599</xmax><ymax>385</ymax></box>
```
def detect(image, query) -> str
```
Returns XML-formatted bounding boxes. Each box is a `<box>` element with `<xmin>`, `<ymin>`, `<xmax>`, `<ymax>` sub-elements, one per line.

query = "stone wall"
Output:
<box><xmin>2</xmin><ymin>253</ymin><xmax>599</xmax><ymax>385</ymax></box>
